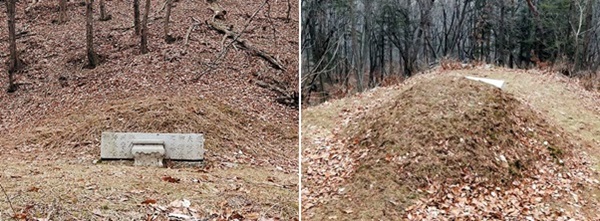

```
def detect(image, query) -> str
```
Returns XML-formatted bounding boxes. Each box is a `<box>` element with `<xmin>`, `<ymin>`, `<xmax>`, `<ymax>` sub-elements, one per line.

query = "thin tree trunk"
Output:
<box><xmin>5</xmin><ymin>0</ymin><xmax>18</xmax><ymax>92</ymax></box>
<box><xmin>134</xmin><ymin>0</ymin><xmax>141</xmax><ymax>34</ymax></box>
<box><xmin>285</xmin><ymin>0</ymin><xmax>291</xmax><ymax>23</ymax></box>
<box><xmin>164</xmin><ymin>0</ymin><xmax>174</xmax><ymax>43</ymax></box>
<box><xmin>86</xmin><ymin>0</ymin><xmax>99</xmax><ymax>68</ymax></box>
<box><xmin>59</xmin><ymin>0</ymin><xmax>67</xmax><ymax>24</ymax></box>
<box><xmin>389</xmin><ymin>37</ymin><xmax>393</xmax><ymax>74</ymax></box>
<box><xmin>350</xmin><ymin>1</ymin><xmax>362</xmax><ymax>92</ymax></box>
<box><xmin>141</xmin><ymin>0</ymin><xmax>151</xmax><ymax>53</ymax></box>
<box><xmin>581</xmin><ymin>0</ymin><xmax>593</xmax><ymax>69</ymax></box>
<box><xmin>99</xmin><ymin>0</ymin><xmax>111</xmax><ymax>21</ymax></box>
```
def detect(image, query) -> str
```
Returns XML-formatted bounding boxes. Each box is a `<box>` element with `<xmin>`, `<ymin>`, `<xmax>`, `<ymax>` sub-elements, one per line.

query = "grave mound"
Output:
<box><xmin>19</xmin><ymin>95</ymin><xmax>291</xmax><ymax>164</ymax></box>
<box><xmin>336</xmin><ymin>76</ymin><xmax>574</xmax><ymax>217</ymax></box>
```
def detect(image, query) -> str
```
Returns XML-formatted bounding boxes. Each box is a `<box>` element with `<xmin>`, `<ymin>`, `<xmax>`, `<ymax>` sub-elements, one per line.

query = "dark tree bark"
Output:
<box><xmin>164</xmin><ymin>0</ymin><xmax>175</xmax><ymax>43</ymax></box>
<box><xmin>86</xmin><ymin>0</ymin><xmax>100</xmax><ymax>68</ymax></box>
<box><xmin>99</xmin><ymin>0</ymin><xmax>112</xmax><ymax>21</ymax></box>
<box><xmin>580</xmin><ymin>0</ymin><xmax>593</xmax><ymax>70</ymax></box>
<box><xmin>140</xmin><ymin>0</ymin><xmax>151</xmax><ymax>53</ymax></box>
<box><xmin>285</xmin><ymin>0</ymin><xmax>291</xmax><ymax>22</ymax></box>
<box><xmin>5</xmin><ymin>0</ymin><xmax>19</xmax><ymax>92</ymax></box>
<box><xmin>134</xmin><ymin>0</ymin><xmax>141</xmax><ymax>34</ymax></box>
<box><xmin>301</xmin><ymin>0</ymin><xmax>600</xmax><ymax>105</ymax></box>
<box><xmin>59</xmin><ymin>0</ymin><xmax>67</xmax><ymax>24</ymax></box>
<box><xmin>350</xmin><ymin>1</ymin><xmax>362</xmax><ymax>92</ymax></box>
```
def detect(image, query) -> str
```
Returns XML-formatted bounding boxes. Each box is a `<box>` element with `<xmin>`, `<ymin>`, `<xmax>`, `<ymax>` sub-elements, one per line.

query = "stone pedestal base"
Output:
<box><xmin>131</xmin><ymin>140</ymin><xmax>165</xmax><ymax>167</ymax></box>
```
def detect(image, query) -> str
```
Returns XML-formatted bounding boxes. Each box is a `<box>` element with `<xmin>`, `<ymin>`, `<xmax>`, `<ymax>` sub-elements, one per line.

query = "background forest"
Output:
<box><xmin>301</xmin><ymin>0</ymin><xmax>600</xmax><ymax>104</ymax></box>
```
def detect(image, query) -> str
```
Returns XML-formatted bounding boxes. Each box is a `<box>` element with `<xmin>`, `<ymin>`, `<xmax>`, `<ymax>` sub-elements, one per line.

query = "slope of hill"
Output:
<box><xmin>0</xmin><ymin>0</ymin><xmax>299</xmax><ymax>219</ymax></box>
<box><xmin>302</xmin><ymin>67</ymin><xmax>600</xmax><ymax>220</ymax></box>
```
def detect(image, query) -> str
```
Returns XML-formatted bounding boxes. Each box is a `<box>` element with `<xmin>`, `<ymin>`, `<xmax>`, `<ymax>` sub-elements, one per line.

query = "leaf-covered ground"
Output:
<box><xmin>0</xmin><ymin>0</ymin><xmax>299</xmax><ymax>220</ymax></box>
<box><xmin>302</xmin><ymin>66</ymin><xmax>600</xmax><ymax>220</ymax></box>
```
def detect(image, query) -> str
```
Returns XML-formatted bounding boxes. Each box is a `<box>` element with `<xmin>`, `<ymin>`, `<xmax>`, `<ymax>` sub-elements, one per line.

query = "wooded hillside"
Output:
<box><xmin>302</xmin><ymin>0</ymin><xmax>600</xmax><ymax>103</ymax></box>
<box><xmin>0</xmin><ymin>0</ymin><xmax>299</xmax><ymax>219</ymax></box>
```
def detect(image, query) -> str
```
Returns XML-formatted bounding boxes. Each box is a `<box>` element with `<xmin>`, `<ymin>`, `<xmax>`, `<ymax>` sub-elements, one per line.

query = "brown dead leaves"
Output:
<box><xmin>404</xmin><ymin>158</ymin><xmax>600</xmax><ymax>220</ymax></box>
<box><xmin>161</xmin><ymin>175</ymin><xmax>181</xmax><ymax>183</ymax></box>
<box><xmin>143</xmin><ymin>199</ymin><xmax>284</xmax><ymax>221</ymax></box>
<box><xmin>303</xmin><ymin>73</ymin><xmax>600</xmax><ymax>220</ymax></box>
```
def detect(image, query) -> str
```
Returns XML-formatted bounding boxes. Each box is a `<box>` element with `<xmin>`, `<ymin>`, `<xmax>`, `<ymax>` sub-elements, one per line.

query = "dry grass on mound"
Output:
<box><xmin>346</xmin><ymin>76</ymin><xmax>569</xmax><ymax>186</ymax></box>
<box><xmin>5</xmin><ymin>95</ymin><xmax>296</xmax><ymax>167</ymax></box>
<box><xmin>316</xmin><ymin>76</ymin><xmax>576</xmax><ymax>219</ymax></box>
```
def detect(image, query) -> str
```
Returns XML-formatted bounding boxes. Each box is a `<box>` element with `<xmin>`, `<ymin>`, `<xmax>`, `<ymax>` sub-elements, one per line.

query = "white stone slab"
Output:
<box><xmin>101</xmin><ymin>132</ymin><xmax>204</xmax><ymax>161</ymax></box>
<box><xmin>465</xmin><ymin>76</ymin><xmax>505</xmax><ymax>88</ymax></box>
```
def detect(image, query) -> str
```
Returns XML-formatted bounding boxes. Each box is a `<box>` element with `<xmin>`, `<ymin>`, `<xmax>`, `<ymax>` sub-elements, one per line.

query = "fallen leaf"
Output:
<box><xmin>12</xmin><ymin>213</ymin><xmax>27</xmax><ymax>219</ymax></box>
<box><xmin>246</xmin><ymin>212</ymin><xmax>260</xmax><ymax>219</ymax></box>
<box><xmin>141</xmin><ymin>199</ymin><xmax>157</xmax><ymax>204</ymax></box>
<box><xmin>162</xmin><ymin>176</ymin><xmax>181</xmax><ymax>183</ymax></box>
<box><xmin>230</xmin><ymin>212</ymin><xmax>244</xmax><ymax>219</ymax></box>
<box><xmin>27</xmin><ymin>186</ymin><xmax>39</xmax><ymax>192</ymax></box>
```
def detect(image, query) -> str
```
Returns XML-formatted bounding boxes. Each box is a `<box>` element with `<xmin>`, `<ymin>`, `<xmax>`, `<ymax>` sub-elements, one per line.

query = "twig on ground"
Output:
<box><xmin>0</xmin><ymin>183</ymin><xmax>16</xmax><ymax>215</ymax></box>
<box><xmin>218</xmin><ymin>0</ymin><xmax>268</xmax><ymax>56</ymax></box>
<box><xmin>197</xmin><ymin>0</ymin><xmax>271</xmax><ymax>80</ymax></box>
<box><xmin>183</xmin><ymin>17</ymin><xmax>201</xmax><ymax>53</ymax></box>
<box><xmin>149</xmin><ymin>0</ymin><xmax>169</xmax><ymax>19</ymax></box>
<box><xmin>261</xmin><ymin>202</ymin><xmax>279</xmax><ymax>219</ymax></box>
<box><xmin>264</xmin><ymin>0</ymin><xmax>277</xmax><ymax>40</ymax></box>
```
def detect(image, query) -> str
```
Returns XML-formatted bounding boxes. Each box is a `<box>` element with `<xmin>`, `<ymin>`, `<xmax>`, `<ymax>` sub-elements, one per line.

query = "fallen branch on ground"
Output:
<box><xmin>205</xmin><ymin>0</ymin><xmax>285</xmax><ymax>71</ymax></box>
<box><xmin>253</xmin><ymin>72</ymin><xmax>298</xmax><ymax>108</ymax></box>
<box><xmin>207</xmin><ymin>20</ymin><xmax>285</xmax><ymax>71</ymax></box>
<box><xmin>184</xmin><ymin>17</ymin><xmax>202</xmax><ymax>51</ymax></box>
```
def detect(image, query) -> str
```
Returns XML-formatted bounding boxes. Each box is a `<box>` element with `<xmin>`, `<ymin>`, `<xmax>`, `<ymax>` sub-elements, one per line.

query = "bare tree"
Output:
<box><xmin>350</xmin><ymin>1</ymin><xmax>363</xmax><ymax>92</ymax></box>
<box><xmin>164</xmin><ymin>0</ymin><xmax>175</xmax><ymax>43</ymax></box>
<box><xmin>5</xmin><ymin>0</ymin><xmax>19</xmax><ymax>92</ymax></box>
<box><xmin>134</xmin><ymin>0</ymin><xmax>141</xmax><ymax>34</ymax></box>
<box><xmin>59</xmin><ymin>0</ymin><xmax>67</xmax><ymax>24</ymax></box>
<box><xmin>140</xmin><ymin>0</ymin><xmax>151</xmax><ymax>53</ymax></box>
<box><xmin>99</xmin><ymin>0</ymin><xmax>112</xmax><ymax>21</ymax></box>
<box><xmin>286</xmin><ymin>0</ymin><xmax>291</xmax><ymax>22</ymax></box>
<box><xmin>86</xmin><ymin>0</ymin><xmax>100</xmax><ymax>67</ymax></box>
<box><xmin>302</xmin><ymin>0</ymin><xmax>600</xmax><ymax>105</ymax></box>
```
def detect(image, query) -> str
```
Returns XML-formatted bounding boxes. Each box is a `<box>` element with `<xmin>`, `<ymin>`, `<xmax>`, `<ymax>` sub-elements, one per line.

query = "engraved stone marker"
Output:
<box><xmin>101</xmin><ymin>132</ymin><xmax>204</xmax><ymax>161</ymax></box>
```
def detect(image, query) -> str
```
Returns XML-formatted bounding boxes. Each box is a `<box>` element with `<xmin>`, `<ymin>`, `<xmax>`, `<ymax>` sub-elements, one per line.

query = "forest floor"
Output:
<box><xmin>0</xmin><ymin>0</ymin><xmax>299</xmax><ymax>220</ymax></box>
<box><xmin>302</xmin><ymin>66</ymin><xmax>600</xmax><ymax>220</ymax></box>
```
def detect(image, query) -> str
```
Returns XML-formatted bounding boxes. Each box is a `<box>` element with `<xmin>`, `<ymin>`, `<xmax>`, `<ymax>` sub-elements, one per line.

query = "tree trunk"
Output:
<box><xmin>134</xmin><ymin>0</ymin><xmax>141</xmax><ymax>34</ymax></box>
<box><xmin>164</xmin><ymin>0</ymin><xmax>174</xmax><ymax>43</ymax></box>
<box><xmin>580</xmin><ymin>0</ymin><xmax>593</xmax><ymax>70</ymax></box>
<box><xmin>99</xmin><ymin>0</ymin><xmax>111</xmax><ymax>21</ymax></box>
<box><xmin>5</xmin><ymin>0</ymin><xmax>18</xmax><ymax>92</ymax></box>
<box><xmin>86</xmin><ymin>0</ymin><xmax>99</xmax><ymax>68</ymax></box>
<box><xmin>141</xmin><ymin>0</ymin><xmax>151</xmax><ymax>53</ymax></box>
<box><xmin>350</xmin><ymin>1</ymin><xmax>362</xmax><ymax>92</ymax></box>
<box><xmin>59</xmin><ymin>0</ymin><xmax>67</xmax><ymax>24</ymax></box>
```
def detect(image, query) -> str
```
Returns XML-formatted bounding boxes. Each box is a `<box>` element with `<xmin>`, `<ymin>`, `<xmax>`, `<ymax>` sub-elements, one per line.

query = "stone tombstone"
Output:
<box><xmin>101</xmin><ymin>132</ymin><xmax>204</xmax><ymax>161</ymax></box>
<box><xmin>465</xmin><ymin>76</ymin><xmax>505</xmax><ymax>88</ymax></box>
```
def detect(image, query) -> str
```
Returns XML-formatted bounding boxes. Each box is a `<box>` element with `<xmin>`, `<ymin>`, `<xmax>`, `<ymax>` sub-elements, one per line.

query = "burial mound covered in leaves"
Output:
<box><xmin>5</xmin><ymin>95</ymin><xmax>295</xmax><ymax>167</ymax></box>
<box><xmin>326</xmin><ymin>76</ymin><xmax>578</xmax><ymax>219</ymax></box>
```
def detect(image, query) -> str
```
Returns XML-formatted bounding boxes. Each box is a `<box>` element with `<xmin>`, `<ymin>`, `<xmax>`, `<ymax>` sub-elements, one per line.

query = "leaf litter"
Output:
<box><xmin>0</xmin><ymin>0</ymin><xmax>299</xmax><ymax>219</ymax></box>
<box><xmin>302</xmin><ymin>71</ymin><xmax>600</xmax><ymax>220</ymax></box>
